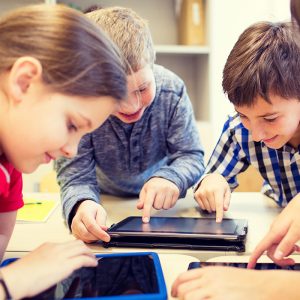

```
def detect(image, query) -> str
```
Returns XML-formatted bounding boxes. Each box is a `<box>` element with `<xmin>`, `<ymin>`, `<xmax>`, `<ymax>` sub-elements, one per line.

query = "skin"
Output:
<box><xmin>171</xmin><ymin>266</ymin><xmax>300</xmax><ymax>300</ymax></box>
<box><xmin>1</xmin><ymin>240</ymin><xmax>97</xmax><ymax>300</ymax></box>
<box><xmin>248</xmin><ymin>193</ymin><xmax>300</xmax><ymax>268</ymax></box>
<box><xmin>71</xmin><ymin>64</ymin><xmax>180</xmax><ymax>243</ymax></box>
<box><xmin>0</xmin><ymin>57</ymin><xmax>118</xmax><ymax>299</ymax></box>
<box><xmin>194</xmin><ymin>94</ymin><xmax>300</xmax><ymax>223</ymax></box>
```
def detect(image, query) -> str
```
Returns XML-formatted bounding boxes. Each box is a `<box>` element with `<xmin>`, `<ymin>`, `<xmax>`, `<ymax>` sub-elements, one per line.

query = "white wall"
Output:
<box><xmin>209</xmin><ymin>0</ymin><xmax>291</xmax><ymax>140</ymax></box>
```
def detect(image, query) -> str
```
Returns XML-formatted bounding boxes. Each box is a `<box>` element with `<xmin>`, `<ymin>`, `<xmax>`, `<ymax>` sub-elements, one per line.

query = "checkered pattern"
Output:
<box><xmin>202</xmin><ymin>113</ymin><xmax>300</xmax><ymax>207</ymax></box>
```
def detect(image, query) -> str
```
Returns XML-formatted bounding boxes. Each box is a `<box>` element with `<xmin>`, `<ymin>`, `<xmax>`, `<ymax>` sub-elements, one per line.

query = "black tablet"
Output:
<box><xmin>103</xmin><ymin>217</ymin><xmax>248</xmax><ymax>252</ymax></box>
<box><xmin>188</xmin><ymin>261</ymin><xmax>300</xmax><ymax>271</ymax></box>
<box><xmin>108</xmin><ymin>216</ymin><xmax>248</xmax><ymax>241</ymax></box>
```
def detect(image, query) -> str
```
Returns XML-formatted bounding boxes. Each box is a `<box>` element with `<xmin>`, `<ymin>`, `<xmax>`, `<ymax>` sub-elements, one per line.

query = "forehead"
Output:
<box><xmin>235</xmin><ymin>94</ymin><xmax>298</xmax><ymax>116</ymax></box>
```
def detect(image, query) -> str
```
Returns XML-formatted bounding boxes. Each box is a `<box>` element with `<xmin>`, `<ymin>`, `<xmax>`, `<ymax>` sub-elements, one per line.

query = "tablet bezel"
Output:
<box><xmin>108</xmin><ymin>216</ymin><xmax>248</xmax><ymax>241</ymax></box>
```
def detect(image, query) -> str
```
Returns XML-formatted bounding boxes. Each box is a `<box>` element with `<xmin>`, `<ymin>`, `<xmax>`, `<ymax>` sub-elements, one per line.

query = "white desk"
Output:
<box><xmin>6</xmin><ymin>191</ymin><xmax>281</xmax><ymax>260</ymax></box>
<box><xmin>5</xmin><ymin>191</ymin><xmax>283</xmax><ymax>299</ymax></box>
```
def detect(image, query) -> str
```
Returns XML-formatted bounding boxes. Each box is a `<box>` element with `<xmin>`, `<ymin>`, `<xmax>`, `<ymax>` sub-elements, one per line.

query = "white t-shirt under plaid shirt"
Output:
<box><xmin>202</xmin><ymin>113</ymin><xmax>300</xmax><ymax>207</ymax></box>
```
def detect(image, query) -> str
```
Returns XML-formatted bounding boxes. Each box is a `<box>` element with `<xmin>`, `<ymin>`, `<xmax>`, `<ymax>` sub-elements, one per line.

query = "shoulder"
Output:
<box><xmin>153</xmin><ymin>64</ymin><xmax>185</xmax><ymax>95</ymax></box>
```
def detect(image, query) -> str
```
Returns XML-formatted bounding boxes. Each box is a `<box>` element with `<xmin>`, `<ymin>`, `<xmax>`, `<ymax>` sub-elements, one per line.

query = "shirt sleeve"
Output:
<box><xmin>195</xmin><ymin>115</ymin><xmax>250</xmax><ymax>191</ymax></box>
<box><xmin>0</xmin><ymin>167</ymin><xmax>23</xmax><ymax>212</ymax></box>
<box><xmin>150</xmin><ymin>84</ymin><xmax>205</xmax><ymax>197</ymax></box>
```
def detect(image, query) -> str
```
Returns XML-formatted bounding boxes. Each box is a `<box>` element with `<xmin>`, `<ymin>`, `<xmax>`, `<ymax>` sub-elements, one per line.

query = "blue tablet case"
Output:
<box><xmin>1</xmin><ymin>252</ymin><xmax>167</xmax><ymax>300</ymax></box>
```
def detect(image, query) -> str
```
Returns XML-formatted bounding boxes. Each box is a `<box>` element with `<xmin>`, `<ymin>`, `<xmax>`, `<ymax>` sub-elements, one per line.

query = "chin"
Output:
<box><xmin>17</xmin><ymin>162</ymin><xmax>39</xmax><ymax>174</ymax></box>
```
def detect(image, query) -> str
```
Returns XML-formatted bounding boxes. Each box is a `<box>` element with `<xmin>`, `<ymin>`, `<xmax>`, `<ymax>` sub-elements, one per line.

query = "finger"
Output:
<box><xmin>153</xmin><ymin>192</ymin><xmax>165</xmax><ymax>210</ymax></box>
<box><xmin>142</xmin><ymin>189</ymin><xmax>156</xmax><ymax>223</ymax></box>
<box><xmin>247</xmin><ymin>232</ymin><xmax>278</xmax><ymax>268</ymax></box>
<box><xmin>214</xmin><ymin>190</ymin><xmax>224</xmax><ymax>223</ymax></box>
<box><xmin>162</xmin><ymin>191</ymin><xmax>174</xmax><ymax>210</ymax></box>
<box><xmin>195</xmin><ymin>193</ymin><xmax>205</xmax><ymax>211</ymax></box>
<box><xmin>137</xmin><ymin>188</ymin><xmax>146</xmax><ymax>209</ymax></box>
<box><xmin>82</xmin><ymin>216</ymin><xmax>110</xmax><ymax>242</ymax></box>
<box><xmin>202</xmin><ymin>193</ymin><xmax>213</xmax><ymax>213</ymax></box>
<box><xmin>175</xmin><ymin>278</ymin><xmax>204</xmax><ymax>299</ymax></box>
<box><xmin>223</xmin><ymin>187</ymin><xmax>231</xmax><ymax>211</ymax></box>
<box><xmin>171</xmin><ymin>192</ymin><xmax>178</xmax><ymax>208</ymax></box>
<box><xmin>273</xmin><ymin>225</ymin><xmax>300</xmax><ymax>260</ymax></box>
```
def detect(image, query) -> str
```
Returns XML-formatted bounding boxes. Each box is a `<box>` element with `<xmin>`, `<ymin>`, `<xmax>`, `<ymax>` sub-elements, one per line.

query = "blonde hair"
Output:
<box><xmin>0</xmin><ymin>4</ymin><xmax>127</xmax><ymax>99</ymax></box>
<box><xmin>86</xmin><ymin>6</ymin><xmax>155</xmax><ymax>74</ymax></box>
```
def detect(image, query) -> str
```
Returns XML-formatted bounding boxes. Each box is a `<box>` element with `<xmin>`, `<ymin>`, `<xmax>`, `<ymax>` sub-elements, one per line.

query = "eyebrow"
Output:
<box><xmin>78</xmin><ymin>113</ymin><xmax>92</xmax><ymax>129</ymax></box>
<box><xmin>235</xmin><ymin>109</ymin><xmax>278</xmax><ymax>118</ymax></box>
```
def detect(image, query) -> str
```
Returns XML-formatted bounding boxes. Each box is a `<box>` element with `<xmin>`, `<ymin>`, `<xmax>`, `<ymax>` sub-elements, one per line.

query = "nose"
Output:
<box><xmin>61</xmin><ymin>140</ymin><xmax>79</xmax><ymax>159</ymax></box>
<box><xmin>119</xmin><ymin>91</ymin><xmax>141</xmax><ymax>114</ymax></box>
<box><xmin>250</xmin><ymin>123</ymin><xmax>266</xmax><ymax>142</ymax></box>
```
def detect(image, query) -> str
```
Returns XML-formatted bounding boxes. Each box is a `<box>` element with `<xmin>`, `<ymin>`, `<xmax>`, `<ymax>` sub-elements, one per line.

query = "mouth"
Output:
<box><xmin>262</xmin><ymin>135</ymin><xmax>278</xmax><ymax>144</ymax></box>
<box><xmin>118</xmin><ymin>108</ymin><xmax>143</xmax><ymax>121</ymax></box>
<box><xmin>45</xmin><ymin>153</ymin><xmax>54</xmax><ymax>163</ymax></box>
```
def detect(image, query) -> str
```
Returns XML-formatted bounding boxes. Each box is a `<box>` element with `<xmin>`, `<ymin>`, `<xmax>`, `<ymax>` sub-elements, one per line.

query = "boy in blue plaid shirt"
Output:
<box><xmin>194</xmin><ymin>21</ymin><xmax>300</xmax><ymax>266</ymax></box>
<box><xmin>171</xmin><ymin>0</ymin><xmax>300</xmax><ymax>300</ymax></box>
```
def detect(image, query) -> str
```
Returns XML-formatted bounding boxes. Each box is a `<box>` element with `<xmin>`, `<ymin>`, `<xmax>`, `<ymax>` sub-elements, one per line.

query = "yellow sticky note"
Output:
<box><xmin>17</xmin><ymin>198</ymin><xmax>58</xmax><ymax>223</ymax></box>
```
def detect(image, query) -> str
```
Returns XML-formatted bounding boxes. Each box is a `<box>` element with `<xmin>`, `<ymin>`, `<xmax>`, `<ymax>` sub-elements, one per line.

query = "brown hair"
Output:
<box><xmin>291</xmin><ymin>0</ymin><xmax>300</xmax><ymax>27</ymax></box>
<box><xmin>0</xmin><ymin>4</ymin><xmax>127</xmax><ymax>100</ymax></box>
<box><xmin>222</xmin><ymin>21</ymin><xmax>300</xmax><ymax>106</ymax></box>
<box><xmin>86</xmin><ymin>6</ymin><xmax>155</xmax><ymax>74</ymax></box>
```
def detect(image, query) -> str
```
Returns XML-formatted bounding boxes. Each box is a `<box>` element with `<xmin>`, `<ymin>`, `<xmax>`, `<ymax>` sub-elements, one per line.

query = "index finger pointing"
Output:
<box><xmin>142</xmin><ymin>189</ymin><xmax>156</xmax><ymax>223</ymax></box>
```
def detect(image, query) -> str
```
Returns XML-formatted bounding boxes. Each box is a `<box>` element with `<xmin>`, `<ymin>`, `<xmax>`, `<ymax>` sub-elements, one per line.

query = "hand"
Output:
<box><xmin>171</xmin><ymin>266</ymin><xmax>286</xmax><ymax>300</ymax></box>
<box><xmin>248</xmin><ymin>194</ymin><xmax>300</xmax><ymax>268</ymax></box>
<box><xmin>71</xmin><ymin>200</ymin><xmax>110</xmax><ymax>243</ymax></box>
<box><xmin>194</xmin><ymin>173</ymin><xmax>231</xmax><ymax>222</ymax></box>
<box><xmin>137</xmin><ymin>177</ymin><xmax>180</xmax><ymax>223</ymax></box>
<box><xmin>1</xmin><ymin>240</ymin><xmax>97</xmax><ymax>300</ymax></box>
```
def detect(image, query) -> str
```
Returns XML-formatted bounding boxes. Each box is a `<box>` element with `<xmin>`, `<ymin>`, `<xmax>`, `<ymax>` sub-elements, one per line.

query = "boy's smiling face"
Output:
<box><xmin>112</xmin><ymin>64</ymin><xmax>156</xmax><ymax>123</ymax></box>
<box><xmin>235</xmin><ymin>94</ymin><xmax>300</xmax><ymax>149</ymax></box>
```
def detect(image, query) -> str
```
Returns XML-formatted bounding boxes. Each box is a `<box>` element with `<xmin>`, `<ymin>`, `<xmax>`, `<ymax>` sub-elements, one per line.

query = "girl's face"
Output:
<box><xmin>235</xmin><ymin>94</ymin><xmax>300</xmax><ymax>149</ymax></box>
<box><xmin>0</xmin><ymin>87</ymin><xmax>117</xmax><ymax>173</ymax></box>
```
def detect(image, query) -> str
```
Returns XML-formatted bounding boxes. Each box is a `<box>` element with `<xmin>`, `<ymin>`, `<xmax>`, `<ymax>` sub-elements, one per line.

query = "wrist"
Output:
<box><xmin>0</xmin><ymin>270</ymin><xmax>12</xmax><ymax>300</ymax></box>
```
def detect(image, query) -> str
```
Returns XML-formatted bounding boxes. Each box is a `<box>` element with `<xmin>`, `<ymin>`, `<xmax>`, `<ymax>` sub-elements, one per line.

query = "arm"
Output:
<box><xmin>171</xmin><ymin>266</ymin><xmax>300</xmax><ymax>300</ymax></box>
<box><xmin>137</xmin><ymin>84</ymin><xmax>205</xmax><ymax>221</ymax></box>
<box><xmin>194</xmin><ymin>115</ymin><xmax>250</xmax><ymax>222</ymax></box>
<box><xmin>0</xmin><ymin>211</ymin><xmax>17</xmax><ymax>261</ymax></box>
<box><xmin>1</xmin><ymin>240</ymin><xmax>97</xmax><ymax>300</ymax></box>
<box><xmin>55</xmin><ymin>134</ymin><xmax>109</xmax><ymax>243</ymax></box>
<box><xmin>248</xmin><ymin>193</ymin><xmax>300</xmax><ymax>268</ymax></box>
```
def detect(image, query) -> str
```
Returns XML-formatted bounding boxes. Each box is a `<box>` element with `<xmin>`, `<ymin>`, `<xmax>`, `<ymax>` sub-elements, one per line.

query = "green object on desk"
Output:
<box><xmin>17</xmin><ymin>198</ymin><xmax>58</xmax><ymax>223</ymax></box>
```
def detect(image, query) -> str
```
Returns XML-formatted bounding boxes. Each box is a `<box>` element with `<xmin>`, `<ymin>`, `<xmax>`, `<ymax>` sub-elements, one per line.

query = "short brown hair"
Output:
<box><xmin>86</xmin><ymin>6</ymin><xmax>155</xmax><ymax>74</ymax></box>
<box><xmin>222</xmin><ymin>21</ymin><xmax>300</xmax><ymax>106</ymax></box>
<box><xmin>0</xmin><ymin>4</ymin><xmax>127</xmax><ymax>100</ymax></box>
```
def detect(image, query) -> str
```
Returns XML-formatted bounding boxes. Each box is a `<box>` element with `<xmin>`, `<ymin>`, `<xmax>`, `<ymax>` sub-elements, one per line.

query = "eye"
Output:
<box><xmin>264</xmin><ymin>117</ymin><xmax>277</xmax><ymax>123</ymax></box>
<box><xmin>67</xmin><ymin>122</ymin><xmax>78</xmax><ymax>132</ymax></box>
<box><xmin>139</xmin><ymin>87</ymin><xmax>147</xmax><ymax>93</ymax></box>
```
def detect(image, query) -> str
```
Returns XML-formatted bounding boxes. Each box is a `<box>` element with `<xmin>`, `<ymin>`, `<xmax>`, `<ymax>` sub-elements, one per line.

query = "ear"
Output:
<box><xmin>8</xmin><ymin>56</ymin><xmax>42</xmax><ymax>102</ymax></box>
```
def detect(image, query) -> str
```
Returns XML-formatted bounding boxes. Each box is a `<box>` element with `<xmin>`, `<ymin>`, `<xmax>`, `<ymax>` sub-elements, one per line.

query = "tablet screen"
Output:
<box><xmin>26</xmin><ymin>255</ymin><xmax>159</xmax><ymax>299</ymax></box>
<box><xmin>110</xmin><ymin>217</ymin><xmax>239</xmax><ymax>235</ymax></box>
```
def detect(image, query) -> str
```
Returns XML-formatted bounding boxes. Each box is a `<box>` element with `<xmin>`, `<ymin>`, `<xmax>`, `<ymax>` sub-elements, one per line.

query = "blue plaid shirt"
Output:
<box><xmin>55</xmin><ymin>65</ymin><xmax>205</xmax><ymax>223</ymax></box>
<box><xmin>201</xmin><ymin>113</ymin><xmax>300</xmax><ymax>207</ymax></box>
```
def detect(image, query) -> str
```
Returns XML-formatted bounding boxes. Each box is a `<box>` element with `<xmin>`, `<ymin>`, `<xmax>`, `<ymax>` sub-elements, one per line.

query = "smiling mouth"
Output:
<box><xmin>262</xmin><ymin>135</ymin><xmax>278</xmax><ymax>143</ymax></box>
<box><xmin>119</xmin><ymin>108</ymin><xmax>142</xmax><ymax>118</ymax></box>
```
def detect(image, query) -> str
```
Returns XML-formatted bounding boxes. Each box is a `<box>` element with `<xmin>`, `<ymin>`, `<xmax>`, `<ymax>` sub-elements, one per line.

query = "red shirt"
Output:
<box><xmin>0</xmin><ymin>156</ymin><xmax>23</xmax><ymax>212</ymax></box>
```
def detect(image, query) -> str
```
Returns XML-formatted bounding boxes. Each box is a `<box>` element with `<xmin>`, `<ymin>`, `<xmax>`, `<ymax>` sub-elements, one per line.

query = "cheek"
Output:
<box><xmin>141</xmin><ymin>90</ymin><xmax>155</xmax><ymax>107</ymax></box>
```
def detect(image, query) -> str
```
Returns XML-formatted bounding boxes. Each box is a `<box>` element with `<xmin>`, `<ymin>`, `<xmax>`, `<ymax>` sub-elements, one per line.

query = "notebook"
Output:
<box><xmin>17</xmin><ymin>197</ymin><xmax>58</xmax><ymax>223</ymax></box>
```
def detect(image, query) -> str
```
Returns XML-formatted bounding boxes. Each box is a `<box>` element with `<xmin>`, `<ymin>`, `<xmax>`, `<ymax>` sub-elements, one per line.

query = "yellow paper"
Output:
<box><xmin>17</xmin><ymin>198</ymin><xmax>58</xmax><ymax>223</ymax></box>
